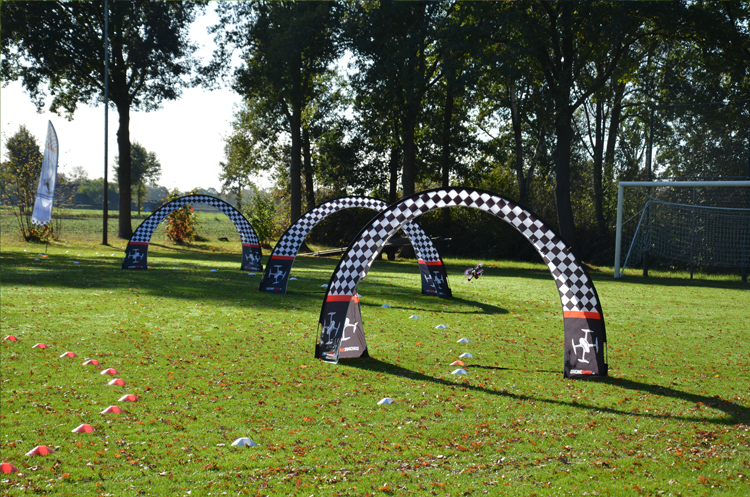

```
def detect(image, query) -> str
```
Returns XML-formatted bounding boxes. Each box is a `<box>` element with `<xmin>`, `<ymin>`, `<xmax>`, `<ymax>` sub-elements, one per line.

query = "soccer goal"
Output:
<box><xmin>614</xmin><ymin>180</ymin><xmax>750</xmax><ymax>280</ymax></box>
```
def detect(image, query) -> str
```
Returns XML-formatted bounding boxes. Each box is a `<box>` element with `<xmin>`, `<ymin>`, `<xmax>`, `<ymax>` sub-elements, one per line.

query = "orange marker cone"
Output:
<box><xmin>26</xmin><ymin>445</ymin><xmax>54</xmax><ymax>456</ymax></box>
<box><xmin>100</xmin><ymin>406</ymin><xmax>123</xmax><ymax>414</ymax></box>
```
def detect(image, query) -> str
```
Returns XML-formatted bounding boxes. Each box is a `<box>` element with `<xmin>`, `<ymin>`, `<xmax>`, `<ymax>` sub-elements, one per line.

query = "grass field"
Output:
<box><xmin>1</xmin><ymin>233</ymin><xmax>748</xmax><ymax>496</ymax></box>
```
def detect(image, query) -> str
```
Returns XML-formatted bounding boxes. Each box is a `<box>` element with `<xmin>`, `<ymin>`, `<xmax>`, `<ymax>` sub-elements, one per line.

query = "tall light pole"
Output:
<box><xmin>102</xmin><ymin>0</ymin><xmax>109</xmax><ymax>245</ymax></box>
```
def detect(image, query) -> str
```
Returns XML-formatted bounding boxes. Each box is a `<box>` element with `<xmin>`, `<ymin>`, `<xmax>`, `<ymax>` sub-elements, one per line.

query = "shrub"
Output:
<box><xmin>163</xmin><ymin>189</ymin><xmax>201</xmax><ymax>244</ymax></box>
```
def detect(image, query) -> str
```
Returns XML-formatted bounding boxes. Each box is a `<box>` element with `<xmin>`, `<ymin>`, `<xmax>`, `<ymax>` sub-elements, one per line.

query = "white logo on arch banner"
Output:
<box><xmin>31</xmin><ymin>121</ymin><xmax>59</xmax><ymax>226</ymax></box>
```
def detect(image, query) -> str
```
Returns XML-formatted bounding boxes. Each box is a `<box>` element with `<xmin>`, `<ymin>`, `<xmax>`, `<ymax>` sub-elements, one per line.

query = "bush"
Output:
<box><xmin>163</xmin><ymin>189</ymin><xmax>201</xmax><ymax>244</ymax></box>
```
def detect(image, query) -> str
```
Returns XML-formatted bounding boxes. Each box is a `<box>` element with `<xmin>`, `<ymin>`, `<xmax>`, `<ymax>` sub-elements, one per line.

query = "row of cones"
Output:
<box><xmin>451</xmin><ymin>338</ymin><xmax>474</xmax><ymax>375</ymax></box>
<box><xmin>1</xmin><ymin>339</ymin><xmax>138</xmax><ymax>473</ymax></box>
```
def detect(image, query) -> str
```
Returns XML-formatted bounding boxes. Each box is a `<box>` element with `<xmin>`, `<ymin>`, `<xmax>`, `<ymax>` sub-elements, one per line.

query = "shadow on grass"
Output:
<box><xmin>339</xmin><ymin>357</ymin><xmax>750</xmax><ymax>425</ymax></box>
<box><xmin>360</xmin><ymin>295</ymin><xmax>508</xmax><ymax>315</ymax></box>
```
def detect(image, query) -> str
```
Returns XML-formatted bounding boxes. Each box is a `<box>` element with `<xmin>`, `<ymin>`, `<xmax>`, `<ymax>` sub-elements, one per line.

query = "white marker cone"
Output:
<box><xmin>451</xmin><ymin>368</ymin><xmax>468</xmax><ymax>375</ymax></box>
<box><xmin>377</xmin><ymin>397</ymin><xmax>395</xmax><ymax>405</ymax></box>
<box><xmin>435</xmin><ymin>324</ymin><xmax>448</xmax><ymax>329</ymax></box>
<box><xmin>409</xmin><ymin>315</ymin><xmax>419</xmax><ymax>319</ymax></box>
<box><xmin>457</xmin><ymin>338</ymin><xmax>470</xmax><ymax>344</ymax></box>
<box><xmin>231</xmin><ymin>437</ymin><xmax>258</xmax><ymax>447</ymax></box>
<box><xmin>459</xmin><ymin>352</ymin><xmax>474</xmax><ymax>358</ymax></box>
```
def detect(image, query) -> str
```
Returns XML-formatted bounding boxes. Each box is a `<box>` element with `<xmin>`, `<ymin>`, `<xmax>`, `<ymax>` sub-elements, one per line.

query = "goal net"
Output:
<box><xmin>614</xmin><ymin>181</ymin><xmax>750</xmax><ymax>278</ymax></box>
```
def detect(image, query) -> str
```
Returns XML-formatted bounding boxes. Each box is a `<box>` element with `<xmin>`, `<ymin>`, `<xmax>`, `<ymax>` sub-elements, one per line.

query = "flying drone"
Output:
<box><xmin>464</xmin><ymin>262</ymin><xmax>484</xmax><ymax>282</ymax></box>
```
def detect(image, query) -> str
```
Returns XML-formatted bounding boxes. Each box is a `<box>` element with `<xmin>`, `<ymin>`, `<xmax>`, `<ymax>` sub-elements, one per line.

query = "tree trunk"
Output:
<box><xmin>603</xmin><ymin>82</ymin><xmax>624</xmax><ymax>228</ymax></box>
<box><xmin>553</xmin><ymin>106</ymin><xmax>577</xmax><ymax>253</ymax></box>
<box><xmin>302</xmin><ymin>127</ymin><xmax>315</xmax><ymax>210</ymax></box>
<box><xmin>116</xmin><ymin>101</ymin><xmax>132</xmax><ymax>239</ymax></box>
<box><xmin>509</xmin><ymin>84</ymin><xmax>529</xmax><ymax>205</ymax></box>
<box><xmin>401</xmin><ymin>104</ymin><xmax>419</xmax><ymax>197</ymax></box>
<box><xmin>289</xmin><ymin>104</ymin><xmax>302</xmax><ymax>222</ymax></box>
<box><xmin>388</xmin><ymin>146</ymin><xmax>400</xmax><ymax>203</ymax></box>
<box><xmin>593</xmin><ymin>98</ymin><xmax>606</xmax><ymax>236</ymax></box>
<box><xmin>441</xmin><ymin>83</ymin><xmax>454</xmax><ymax>226</ymax></box>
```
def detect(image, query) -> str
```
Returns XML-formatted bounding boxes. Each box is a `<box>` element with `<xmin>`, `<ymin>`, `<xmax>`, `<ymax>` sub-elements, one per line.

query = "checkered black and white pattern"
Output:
<box><xmin>326</xmin><ymin>188</ymin><xmax>601</xmax><ymax>314</ymax></box>
<box><xmin>130</xmin><ymin>195</ymin><xmax>260</xmax><ymax>246</ymax></box>
<box><xmin>270</xmin><ymin>197</ymin><xmax>441</xmax><ymax>263</ymax></box>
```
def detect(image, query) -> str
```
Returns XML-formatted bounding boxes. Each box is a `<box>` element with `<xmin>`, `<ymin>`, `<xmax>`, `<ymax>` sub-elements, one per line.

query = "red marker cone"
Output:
<box><xmin>4</xmin><ymin>335</ymin><xmax>18</xmax><ymax>342</ymax></box>
<box><xmin>31</xmin><ymin>343</ymin><xmax>48</xmax><ymax>349</ymax></box>
<box><xmin>118</xmin><ymin>394</ymin><xmax>139</xmax><ymax>402</ymax></box>
<box><xmin>59</xmin><ymin>351</ymin><xmax>77</xmax><ymax>358</ymax></box>
<box><xmin>26</xmin><ymin>445</ymin><xmax>54</xmax><ymax>456</ymax></box>
<box><xmin>82</xmin><ymin>359</ymin><xmax>100</xmax><ymax>366</ymax></box>
<box><xmin>100</xmin><ymin>406</ymin><xmax>123</xmax><ymax>414</ymax></box>
<box><xmin>450</xmin><ymin>360</ymin><xmax>467</xmax><ymax>367</ymax></box>
<box><xmin>107</xmin><ymin>378</ymin><xmax>126</xmax><ymax>386</ymax></box>
<box><xmin>0</xmin><ymin>462</ymin><xmax>18</xmax><ymax>473</ymax></box>
<box><xmin>100</xmin><ymin>368</ymin><xmax>118</xmax><ymax>375</ymax></box>
<box><xmin>72</xmin><ymin>424</ymin><xmax>95</xmax><ymax>433</ymax></box>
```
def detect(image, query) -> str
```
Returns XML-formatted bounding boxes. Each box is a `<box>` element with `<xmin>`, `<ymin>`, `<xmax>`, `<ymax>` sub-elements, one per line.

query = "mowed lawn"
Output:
<box><xmin>1</xmin><ymin>236</ymin><xmax>748</xmax><ymax>496</ymax></box>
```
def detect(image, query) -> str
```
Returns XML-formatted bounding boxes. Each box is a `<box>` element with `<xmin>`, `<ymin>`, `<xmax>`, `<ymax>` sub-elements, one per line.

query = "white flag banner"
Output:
<box><xmin>31</xmin><ymin>121</ymin><xmax>59</xmax><ymax>226</ymax></box>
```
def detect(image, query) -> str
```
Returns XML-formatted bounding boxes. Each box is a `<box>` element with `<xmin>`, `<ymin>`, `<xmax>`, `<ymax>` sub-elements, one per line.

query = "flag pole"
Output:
<box><xmin>102</xmin><ymin>0</ymin><xmax>109</xmax><ymax>246</ymax></box>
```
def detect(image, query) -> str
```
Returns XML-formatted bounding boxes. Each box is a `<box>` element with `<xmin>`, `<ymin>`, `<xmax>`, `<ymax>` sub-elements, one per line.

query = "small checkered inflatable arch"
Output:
<box><xmin>259</xmin><ymin>197</ymin><xmax>451</xmax><ymax>297</ymax></box>
<box><xmin>316</xmin><ymin>187</ymin><xmax>608</xmax><ymax>379</ymax></box>
<box><xmin>121</xmin><ymin>194</ymin><xmax>262</xmax><ymax>271</ymax></box>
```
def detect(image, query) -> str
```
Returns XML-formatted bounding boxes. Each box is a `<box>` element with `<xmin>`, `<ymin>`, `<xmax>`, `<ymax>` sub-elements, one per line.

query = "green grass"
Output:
<box><xmin>1</xmin><ymin>235</ymin><xmax>749</xmax><ymax>496</ymax></box>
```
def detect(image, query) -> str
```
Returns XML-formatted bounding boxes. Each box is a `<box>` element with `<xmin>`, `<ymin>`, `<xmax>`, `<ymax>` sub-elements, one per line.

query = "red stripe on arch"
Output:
<box><xmin>269</xmin><ymin>255</ymin><xmax>295</xmax><ymax>260</ymax></box>
<box><xmin>418</xmin><ymin>260</ymin><xmax>443</xmax><ymax>266</ymax></box>
<box><xmin>326</xmin><ymin>295</ymin><xmax>352</xmax><ymax>302</ymax></box>
<box><xmin>242</xmin><ymin>243</ymin><xmax>260</xmax><ymax>248</ymax></box>
<box><xmin>129</xmin><ymin>242</ymin><xmax>149</xmax><ymax>246</ymax></box>
<box><xmin>563</xmin><ymin>311</ymin><xmax>601</xmax><ymax>320</ymax></box>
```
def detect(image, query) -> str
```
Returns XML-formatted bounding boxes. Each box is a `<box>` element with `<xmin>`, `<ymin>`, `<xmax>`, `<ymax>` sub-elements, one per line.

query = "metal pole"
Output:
<box><xmin>102</xmin><ymin>0</ymin><xmax>109</xmax><ymax>246</ymax></box>
<box><xmin>614</xmin><ymin>183</ymin><xmax>625</xmax><ymax>278</ymax></box>
<box><xmin>690</xmin><ymin>187</ymin><xmax>695</xmax><ymax>280</ymax></box>
<box><xmin>643</xmin><ymin>108</ymin><xmax>654</xmax><ymax>278</ymax></box>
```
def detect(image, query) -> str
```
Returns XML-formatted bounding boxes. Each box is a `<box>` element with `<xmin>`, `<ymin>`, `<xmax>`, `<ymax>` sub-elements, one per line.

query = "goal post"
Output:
<box><xmin>614</xmin><ymin>180</ymin><xmax>750</xmax><ymax>279</ymax></box>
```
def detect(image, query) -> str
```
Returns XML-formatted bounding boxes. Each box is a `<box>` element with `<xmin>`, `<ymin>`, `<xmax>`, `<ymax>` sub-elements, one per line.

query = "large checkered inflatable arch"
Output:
<box><xmin>260</xmin><ymin>197</ymin><xmax>451</xmax><ymax>297</ymax></box>
<box><xmin>316</xmin><ymin>187</ymin><xmax>608</xmax><ymax>379</ymax></box>
<box><xmin>121</xmin><ymin>194</ymin><xmax>262</xmax><ymax>271</ymax></box>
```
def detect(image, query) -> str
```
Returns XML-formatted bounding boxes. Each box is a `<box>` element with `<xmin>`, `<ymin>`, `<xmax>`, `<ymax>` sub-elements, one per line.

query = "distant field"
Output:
<box><xmin>1</xmin><ymin>233</ymin><xmax>748</xmax><ymax>495</ymax></box>
<box><xmin>1</xmin><ymin>208</ymin><xmax>244</xmax><ymax>244</ymax></box>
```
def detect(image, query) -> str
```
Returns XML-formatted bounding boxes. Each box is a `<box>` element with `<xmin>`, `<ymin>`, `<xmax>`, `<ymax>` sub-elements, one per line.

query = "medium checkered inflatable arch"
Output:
<box><xmin>260</xmin><ymin>197</ymin><xmax>451</xmax><ymax>297</ymax></box>
<box><xmin>121</xmin><ymin>195</ymin><xmax>262</xmax><ymax>271</ymax></box>
<box><xmin>316</xmin><ymin>187</ymin><xmax>608</xmax><ymax>379</ymax></box>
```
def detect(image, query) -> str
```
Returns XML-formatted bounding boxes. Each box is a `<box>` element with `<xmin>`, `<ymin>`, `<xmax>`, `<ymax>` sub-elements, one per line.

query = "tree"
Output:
<box><xmin>209</xmin><ymin>1</ymin><xmax>342</xmax><ymax>222</ymax></box>
<box><xmin>115</xmin><ymin>142</ymin><xmax>162</xmax><ymax>215</ymax></box>
<box><xmin>2</xmin><ymin>1</ymin><xmax>204</xmax><ymax>239</ymax></box>
<box><xmin>1</xmin><ymin>125</ymin><xmax>41</xmax><ymax>213</ymax></box>
<box><xmin>346</xmin><ymin>0</ymin><xmax>446</xmax><ymax>197</ymax></box>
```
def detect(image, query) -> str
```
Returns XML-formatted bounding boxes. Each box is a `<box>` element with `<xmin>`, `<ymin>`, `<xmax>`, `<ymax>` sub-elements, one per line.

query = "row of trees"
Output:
<box><xmin>4</xmin><ymin>1</ymin><xmax>749</xmax><ymax>255</ymax></box>
<box><xmin>213</xmin><ymin>1</ymin><xmax>750</xmax><ymax>255</ymax></box>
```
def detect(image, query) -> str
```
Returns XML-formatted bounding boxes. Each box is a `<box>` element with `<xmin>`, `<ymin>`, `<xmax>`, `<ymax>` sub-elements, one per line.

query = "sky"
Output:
<box><xmin>0</xmin><ymin>6</ymin><xmax>267</xmax><ymax>193</ymax></box>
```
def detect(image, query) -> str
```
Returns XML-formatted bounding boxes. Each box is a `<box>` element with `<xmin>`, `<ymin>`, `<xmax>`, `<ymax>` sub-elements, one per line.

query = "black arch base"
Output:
<box><xmin>563</xmin><ymin>312</ymin><xmax>607</xmax><ymax>377</ymax></box>
<box><xmin>123</xmin><ymin>242</ymin><xmax>149</xmax><ymax>269</ymax></box>
<box><xmin>315</xmin><ymin>296</ymin><xmax>369</xmax><ymax>362</ymax></box>
<box><xmin>419</xmin><ymin>260</ymin><xmax>451</xmax><ymax>298</ymax></box>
